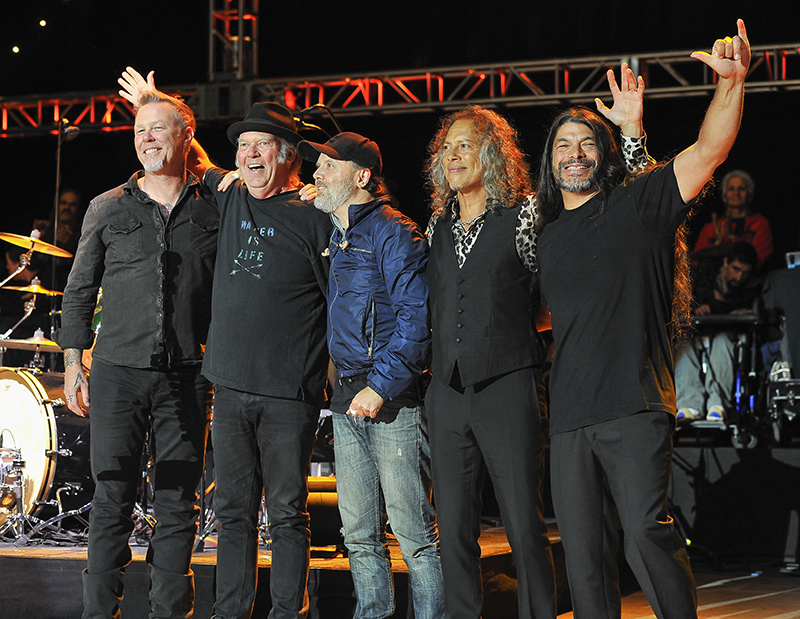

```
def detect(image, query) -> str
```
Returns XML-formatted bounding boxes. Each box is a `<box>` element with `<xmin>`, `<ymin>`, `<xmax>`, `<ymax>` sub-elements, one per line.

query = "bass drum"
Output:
<box><xmin>0</xmin><ymin>368</ymin><xmax>92</xmax><ymax>525</ymax></box>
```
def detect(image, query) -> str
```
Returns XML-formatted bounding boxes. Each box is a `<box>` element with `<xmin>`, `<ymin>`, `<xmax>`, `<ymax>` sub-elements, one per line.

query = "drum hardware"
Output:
<box><xmin>45</xmin><ymin>448</ymin><xmax>73</xmax><ymax>457</ymax></box>
<box><xmin>0</xmin><ymin>280</ymin><xmax>63</xmax><ymax>370</ymax></box>
<box><xmin>0</xmin><ymin>368</ymin><xmax>93</xmax><ymax>542</ymax></box>
<box><xmin>130</xmin><ymin>424</ymin><xmax>157</xmax><ymax>546</ymax></box>
<box><xmin>131</xmin><ymin>502</ymin><xmax>157</xmax><ymax>546</ymax></box>
<box><xmin>0</xmin><ymin>447</ymin><xmax>46</xmax><ymax>540</ymax></box>
<box><xmin>1</xmin><ymin>230</ymin><xmax>67</xmax><ymax>371</ymax></box>
<box><xmin>4</xmin><ymin>278</ymin><xmax>64</xmax><ymax>296</ymax></box>
<box><xmin>15</xmin><ymin>497</ymin><xmax>91</xmax><ymax>547</ymax></box>
<box><xmin>0</xmin><ymin>445</ymin><xmax>92</xmax><ymax>545</ymax></box>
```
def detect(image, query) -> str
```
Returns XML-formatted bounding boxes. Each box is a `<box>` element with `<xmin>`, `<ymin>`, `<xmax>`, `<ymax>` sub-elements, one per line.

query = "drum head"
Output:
<box><xmin>0</xmin><ymin>368</ymin><xmax>59</xmax><ymax>523</ymax></box>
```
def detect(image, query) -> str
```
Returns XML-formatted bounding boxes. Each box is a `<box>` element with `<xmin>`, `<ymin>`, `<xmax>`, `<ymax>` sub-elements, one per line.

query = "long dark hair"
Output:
<box><xmin>535</xmin><ymin>106</ymin><xmax>628</xmax><ymax>232</ymax></box>
<box><xmin>535</xmin><ymin>106</ymin><xmax>693</xmax><ymax>341</ymax></box>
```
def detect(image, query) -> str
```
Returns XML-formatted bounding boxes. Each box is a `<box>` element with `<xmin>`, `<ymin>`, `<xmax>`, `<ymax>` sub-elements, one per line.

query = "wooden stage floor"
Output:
<box><xmin>2</xmin><ymin>522</ymin><xmax>799</xmax><ymax>618</ymax></box>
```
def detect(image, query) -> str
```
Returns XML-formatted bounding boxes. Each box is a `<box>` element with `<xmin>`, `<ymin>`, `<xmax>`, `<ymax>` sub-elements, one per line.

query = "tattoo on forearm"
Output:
<box><xmin>64</xmin><ymin>349</ymin><xmax>81</xmax><ymax>367</ymax></box>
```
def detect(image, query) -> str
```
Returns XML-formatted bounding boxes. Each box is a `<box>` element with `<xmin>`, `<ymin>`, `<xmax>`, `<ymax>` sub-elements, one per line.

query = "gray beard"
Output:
<box><xmin>315</xmin><ymin>178</ymin><xmax>356</xmax><ymax>215</ymax></box>
<box><xmin>556</xmin><ymin>160</ymin><xmax>597</xmax><ymax>194</ymax></box>
<box><xmin>556</xmin><ymin>176</ymin><xmax>597</xmax><ymax>194</ymax></box>
<box><xmin>143</xmin><ymin>158</ymin><xmax>165</xmax><ymax>173</ymax></box>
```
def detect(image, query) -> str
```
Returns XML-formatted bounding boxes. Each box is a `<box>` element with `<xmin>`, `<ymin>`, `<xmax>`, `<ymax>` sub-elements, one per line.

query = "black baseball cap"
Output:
<box><xmin>297</xmin><ymin>132</ymin><xmax>382</xmax><ymax>176</ymax></box>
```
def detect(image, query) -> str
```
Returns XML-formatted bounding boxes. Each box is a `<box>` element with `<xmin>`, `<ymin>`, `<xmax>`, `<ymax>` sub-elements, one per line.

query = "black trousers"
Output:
<box><xmin>84</xmin><ymin>360</ymin><xmax>210</xmax><ymax>619</ymax></box>
<box><xmin>425</xmin><ymin>366</ymin><xmax>556</xmax><ymax>619</ymax></box>
<box><xmin>210</xmin><ymin>386</ymin><xmax>319</xmax><ymax>619</ymax></box>
<box><xmin>550</xmin><ymin>411</ymin><xmax>697</xmax><ymax>619</ymax></box>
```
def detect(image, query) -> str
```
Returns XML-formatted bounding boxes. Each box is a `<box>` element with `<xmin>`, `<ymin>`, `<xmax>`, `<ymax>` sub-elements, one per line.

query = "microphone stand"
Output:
<box><xmin>48</xmin><ymin>119</ymin><xmax>79</xmax><ymax>371</ymax></box>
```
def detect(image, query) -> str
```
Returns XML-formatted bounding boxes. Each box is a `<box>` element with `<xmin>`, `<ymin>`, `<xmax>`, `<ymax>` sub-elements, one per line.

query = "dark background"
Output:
<box><xmin>2</xmin><ymin>1</ymin><xmax>799</xmax><ymax>271</ymax></box>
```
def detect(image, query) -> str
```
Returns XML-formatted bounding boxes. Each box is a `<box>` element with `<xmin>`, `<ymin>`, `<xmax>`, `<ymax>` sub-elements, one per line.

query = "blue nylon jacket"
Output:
<box><xmin>327</xmin><ymin>197</ymin><xmax>430</xmax><ymax>401</ymax></box>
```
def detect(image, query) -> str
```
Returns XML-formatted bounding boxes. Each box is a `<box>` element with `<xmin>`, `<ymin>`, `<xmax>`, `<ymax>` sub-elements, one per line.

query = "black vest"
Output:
<box><xmin>428</xmin><ymin>205</ymin><xmax>542</xmax><ymax>388</ymax></box>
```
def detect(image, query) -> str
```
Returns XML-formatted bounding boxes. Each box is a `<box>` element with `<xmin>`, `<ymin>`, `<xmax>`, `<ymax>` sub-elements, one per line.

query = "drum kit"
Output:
<box><xmin>0</xmin><ymin>230</ymin><xmax>93</xmax><ymax>544</ymax></box>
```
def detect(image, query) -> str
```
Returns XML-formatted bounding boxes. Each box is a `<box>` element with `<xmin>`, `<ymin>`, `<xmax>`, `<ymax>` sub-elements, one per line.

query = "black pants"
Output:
<box><xmin>550</xmin><ymin>411</ymin><xmax>697</xmax><ymax>619</ymax></box>
<box><xmin>425</xmin><ymin>366</ymin><xmax>556</xmax><ymax>619</ymax></box>
<box><xmin>84</xmin><ymin>360</ymin><xmax>210</xmax><ymax>619</ymax></box>
<box><xmin>210</xmin><ymin>386</ymin><xmax>319</xmax><ymax>619</ymax></box>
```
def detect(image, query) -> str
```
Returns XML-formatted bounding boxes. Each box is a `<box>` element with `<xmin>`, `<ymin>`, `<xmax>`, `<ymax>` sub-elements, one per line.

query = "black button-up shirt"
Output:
<box><xmin>55</xmin><ymin>172</ymin><xmax>219</xmax><ymax>369</ymax></box>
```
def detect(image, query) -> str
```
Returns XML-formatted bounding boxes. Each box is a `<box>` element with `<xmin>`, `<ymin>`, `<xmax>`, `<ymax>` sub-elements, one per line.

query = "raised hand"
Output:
<box><xmin>118</xmin><ymin>66</ymin><xmax>157</xmax><ymax>108</ymax></box>
<box><xmin>595</xmin><ymin>62</ymin><xmax>645</xmax><ymax>136</ymax></box>
<box><xmin>690</xmin><ymin>19</ymin><xmax>750</xmax><ymax>82</ymax></box>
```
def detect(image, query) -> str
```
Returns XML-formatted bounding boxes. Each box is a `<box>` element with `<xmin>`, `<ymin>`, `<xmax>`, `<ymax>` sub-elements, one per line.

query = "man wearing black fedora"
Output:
<box><xmin>203</xmin><ymin>101</ymin><xmax>331</xmax><ymax>619</ymax></box>
<box><xmin>118</xmin><ymin>68</ymin><xmax>331</xmax><ymax>619</ymax></box>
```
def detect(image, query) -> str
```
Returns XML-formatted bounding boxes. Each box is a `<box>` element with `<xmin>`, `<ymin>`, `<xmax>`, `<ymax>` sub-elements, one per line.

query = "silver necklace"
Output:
<box><xmin>456</xmin><ymin>209</ymin><xmax>486</xmax><ymax>229</ymax></box>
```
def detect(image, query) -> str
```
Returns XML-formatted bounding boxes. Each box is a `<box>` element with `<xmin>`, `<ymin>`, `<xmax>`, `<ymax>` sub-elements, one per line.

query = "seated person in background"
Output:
<box><xmin>693</xmin><ymin>169</ymin><xmax>773</xmax><ymax>269</ymax></box>
<box><xmin>675</xmin><ymin>241</ymin><xmax>761</xmax><ymax>421</ymax></box>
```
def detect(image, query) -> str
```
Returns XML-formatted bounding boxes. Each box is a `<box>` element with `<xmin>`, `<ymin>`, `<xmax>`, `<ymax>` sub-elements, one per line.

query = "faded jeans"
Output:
<box><xmin>332</xmin><ymin>397</ymin><xmax>443</xmax><ymax>619</ymax></box>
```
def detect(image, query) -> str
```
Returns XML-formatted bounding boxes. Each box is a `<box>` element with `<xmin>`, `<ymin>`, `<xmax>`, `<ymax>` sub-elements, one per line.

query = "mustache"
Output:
<box><xmin>559</xmin><ymin>158</ymin><xmax>596</xmax><ymax>171</ymax></box>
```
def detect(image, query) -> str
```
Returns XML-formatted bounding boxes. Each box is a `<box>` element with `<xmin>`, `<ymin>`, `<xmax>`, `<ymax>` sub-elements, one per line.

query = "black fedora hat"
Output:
<box><xmin>226</xmin><ymin>102</ymin><xmax>302</xmax><ymax>145</ymax></box>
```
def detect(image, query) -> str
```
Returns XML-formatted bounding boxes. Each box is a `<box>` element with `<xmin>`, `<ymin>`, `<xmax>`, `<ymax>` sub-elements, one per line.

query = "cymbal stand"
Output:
<box><xmin>0</xmin><ymin>247</ymin><xmax>34</xmax><ymax>290</ymax></box>
<box><xmin>131</xmin><ymin>423</ymin><xmax>157</xmax><ymax>545</ymax></box>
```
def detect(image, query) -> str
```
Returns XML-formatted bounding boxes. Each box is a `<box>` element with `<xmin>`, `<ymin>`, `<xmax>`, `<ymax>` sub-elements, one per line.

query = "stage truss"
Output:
<box><xmin>2</xmin><ymin>42</ymin><xmax>799</xmax><ymax>138</ymax></box>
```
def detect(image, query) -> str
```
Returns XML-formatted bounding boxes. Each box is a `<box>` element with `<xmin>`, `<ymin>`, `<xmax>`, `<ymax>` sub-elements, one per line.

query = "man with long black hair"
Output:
<box><xmin>535</xmin><ymin>20</ymin><xmax>750</xmax><ymax>619</ymax></box>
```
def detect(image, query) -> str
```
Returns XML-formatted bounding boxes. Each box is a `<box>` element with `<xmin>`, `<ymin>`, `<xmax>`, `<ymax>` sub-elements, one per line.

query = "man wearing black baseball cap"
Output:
<box><xmin>298</xmin><ymin>133</ymin><xmax>443</xmax><ymax>619</ymax></box>
<box><xmin>118</xmin><ymin>67</ymin><xmax>332</xmax><ymax>619</ymax></box>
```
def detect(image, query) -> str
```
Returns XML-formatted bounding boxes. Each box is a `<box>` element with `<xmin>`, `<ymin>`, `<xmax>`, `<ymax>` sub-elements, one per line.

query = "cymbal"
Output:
<box><xmin>0</xmin><ymin>337</ymin><xmax>62</xmax><ymax>353</ymax></box>
<box><xmin>0</xmin><ymin>232</ymin><xmax>73</xmax><ymax>258</ymax></box>
<box><xmin>4</xmin><ymin>282</ymin><xmax>63</xmax><ymax>296</ymax></box>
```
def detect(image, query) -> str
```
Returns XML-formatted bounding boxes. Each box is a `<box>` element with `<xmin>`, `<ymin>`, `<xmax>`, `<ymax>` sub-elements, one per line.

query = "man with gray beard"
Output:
<box><xmin>297</xmin><ymin>132</ymin><xmax>442</xmax><ymax>619</ymax></box>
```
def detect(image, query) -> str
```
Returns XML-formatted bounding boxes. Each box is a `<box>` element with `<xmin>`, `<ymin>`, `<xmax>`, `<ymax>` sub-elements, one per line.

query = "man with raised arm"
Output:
<box><xmin>535</xmin><ymin>20</ymin><xmax>750</xmax><ymax>619</ymax></box>
<box><xmin>421</xmin><ymin>62</ymin><xmax>650</xmax><ymax>618</ymax></box>
<box><xmin>119</xmin><ymin>69</ymin><xmax>331</xmax><ymax>619</ymax></box>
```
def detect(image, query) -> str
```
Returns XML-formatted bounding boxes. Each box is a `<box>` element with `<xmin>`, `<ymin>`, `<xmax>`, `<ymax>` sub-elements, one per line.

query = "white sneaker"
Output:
<box><xmin>677</xmin><ymin>407</ymin><xmax>700</xmax><ymax>421</ymax></box>
<box><xmin>706</xmin><ymin>405</ymin><xmax>726</xmax><ymax>421</ymax></box>
<box><xmin>769</xmin><ymin>360</ymin><xmax>792</xmax><ymax>381</ymax></box>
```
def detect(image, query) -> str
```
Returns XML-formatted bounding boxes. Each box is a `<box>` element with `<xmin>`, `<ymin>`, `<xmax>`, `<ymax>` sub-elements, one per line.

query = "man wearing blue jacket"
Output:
<box><xmin>298</xmin><ymin>133</ymin><xmax>443</xmax><ymax>619</ymax></box>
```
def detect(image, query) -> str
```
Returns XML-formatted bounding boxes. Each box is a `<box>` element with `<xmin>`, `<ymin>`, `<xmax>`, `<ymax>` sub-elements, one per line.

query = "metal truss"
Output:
<box><xmin>209</xmin><ymin>0</ymin><xmax>260</xmax><ymax>82</ymax></box>
<box><xmin>2</xmin><ymin>42</ymin><xmax>798</xmax><ymax>138</ymax></box>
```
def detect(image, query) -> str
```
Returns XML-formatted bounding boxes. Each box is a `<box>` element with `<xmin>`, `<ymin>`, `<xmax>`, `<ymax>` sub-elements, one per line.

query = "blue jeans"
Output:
<box><xmin>211</xmin><ymin>386</ymin><xmax>319</xmax><ymax>619</ymax></box>
<box><xmin>333</xmin><ymin>406</ymin><xmax>444</xmax><ymax>619</ymax></box>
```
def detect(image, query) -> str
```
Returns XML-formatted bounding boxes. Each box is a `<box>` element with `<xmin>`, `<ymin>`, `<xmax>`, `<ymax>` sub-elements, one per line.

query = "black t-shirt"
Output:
<box><xmin>201</xmin><ymin>168</ymin><xmax>331</xmax><ymax>404</ymax></box>
<box><xmin>538</xmin><ymin>161</ymin><xmax>689</xmax><ymax>434</ymax></box>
